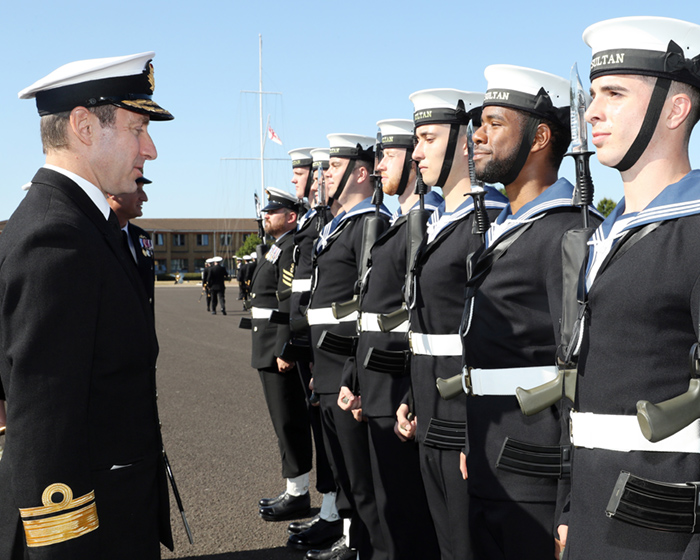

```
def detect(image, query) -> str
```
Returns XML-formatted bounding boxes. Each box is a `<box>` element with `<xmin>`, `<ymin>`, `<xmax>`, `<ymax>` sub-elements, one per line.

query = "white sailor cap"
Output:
<box><xmin>212</xmin><ymin>256</ymin><xmax>223</xmax><ymax>263</ymax></box>
<box><xmin>249</xmin><ymin>253</ymin><xmax>257</xmax><ymax>260</ymax></box>
<box><xmin>18</xmin><ymin>51</ymin><xmax>173</xmax><ymax>120</ymax></box>
<box><xmin>310</xmin><ymin>147</ymin><xmax>330</xmax><ymax>170</ymax></box>
<box><xmin>288</xmin><ymin>147</ymin><xmax>315</xmax><ymax>168</ymax></box>
<box><xmin>583</xmin><ymin>17</ymin><xmax>700</xmax><ymax>88</ymax></box>
<box><xmin>409</xmin><ymin>89</ymin><xmax>484</xmax><ymax>127</ymax></box>
<box><xmin>376</xmin><ymin>119</ymin><xmax>414</xmax><ymax>149</ymax></box>
<box><xmin>243</xmin><ymin>255</ymin><xmax>251</xmax><ymax>261</ymax></box>
<box><xmin>483</xmin><ymin>65</ymin><xmax>570</xmax><ymax>127</ymax></box>
<box><xmin>327</xmin><ymin>133</ymin><xmax>375</xmax><ymax>162</ymax></box>
<box><xmin>262</xmin><ymin>187</ymin><xmax>299</xmax><ymax>212</ymax></box>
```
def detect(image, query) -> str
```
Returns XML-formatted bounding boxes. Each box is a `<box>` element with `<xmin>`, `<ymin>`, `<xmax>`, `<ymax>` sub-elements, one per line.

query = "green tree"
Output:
<box><xmin>596</xmin><ymin>197</ymin><xmax>617</xmax><ymax>218</ymax></box>
<box><xmin>236</xmin><ymin>234</ymin><xmax>266</xmax><ymax>257</ymax></box>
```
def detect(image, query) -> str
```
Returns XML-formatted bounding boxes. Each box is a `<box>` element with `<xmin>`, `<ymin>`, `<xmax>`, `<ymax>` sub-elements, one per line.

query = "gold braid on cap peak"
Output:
<box><xmin>19</xmin><ymin>483</ymin><xmax>99</xmax><ymax>547</ymax></box>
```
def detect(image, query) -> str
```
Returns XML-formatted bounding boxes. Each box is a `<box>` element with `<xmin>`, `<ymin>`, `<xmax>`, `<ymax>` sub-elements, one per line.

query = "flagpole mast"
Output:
<box><xmin>258</xmin><ymin>34</ymin><xmax>265</xmax><ymax>202</ymax></box>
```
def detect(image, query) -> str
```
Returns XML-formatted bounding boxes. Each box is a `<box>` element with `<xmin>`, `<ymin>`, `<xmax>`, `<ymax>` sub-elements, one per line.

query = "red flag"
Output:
<box><xmin>268</xmin><ymin>125</ymin><xmax>283</xmax><ymax>145</ymax></box>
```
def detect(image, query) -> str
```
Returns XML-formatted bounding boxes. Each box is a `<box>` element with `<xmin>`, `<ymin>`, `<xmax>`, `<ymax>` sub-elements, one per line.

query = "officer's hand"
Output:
<box><xmin>555</xmin><ymin>525</ymin><xmax>568</xmax><ymax>560</ymax></box>
<box><xmin>277</xmin><ymin>357</ymin><xmax>294</xmax><ymax>372</ymax></box>
<box><xmin>351</xmin><ymin>408</ymin><xmax>366</xmax><ymax>423</ymax></box>
<box><xmin>395</xmin><ymin>404</ymin><xmax>416</xmax><ymax>441</ymax></box>
<box><xmin>459</xmin><ymin>451</ymin><xmax>468</xmax><ymax>480</ymax></box>
<box><xmin>338</xmin><ymin>386</ymin><xmax>360</xmax><ymax>411</ymax></box>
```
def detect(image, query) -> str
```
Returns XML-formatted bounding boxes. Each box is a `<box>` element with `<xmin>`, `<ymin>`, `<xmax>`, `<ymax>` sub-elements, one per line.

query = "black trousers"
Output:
<box><xmin>367</xmin><ymin>417</ymin><xmax>440</xmax><ymax>560</ymax></box>
<box><xmin>210</xmin><ymin>288</ymin><xmax>226</xmax><ymax>312</ymax></box>
<box><xmin>318</xmin><ymin>393</ymin><xmax>388</xmax><ymax>560</ymax></box>
<box><xmin>259</xmin><ymin>365</ymin><xmax>313</xmax><ymax>479</ymax></box>
<box><xmin>419</xmin><ymin>444</ymin><xmax>474</xmax><ymax>560</ymax></box>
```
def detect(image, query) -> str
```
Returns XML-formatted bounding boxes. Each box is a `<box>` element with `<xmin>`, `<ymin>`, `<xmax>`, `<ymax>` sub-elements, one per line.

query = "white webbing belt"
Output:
<box><xmin>292</xmin><ymin>278</ymin><xmax>312</xmax><ymax>293</ymax></box>
<box><xmin>251</xmin><ymin>307</ymin><xmax>276</xmax><ymax>319</ymax></box>
<box><xmin>468</xmin><ymin>365</ymin><xmax>559</xmax><ymax>396</ymax></box>
<box><xmin>409</xmin><ymin>333</ymin><xmax>462</xmax><ymax>356</ymax></box>
<box><xmin>359</xmin><ymin>313</ymin><xmax>409</xmax><ymax>333</ymax></box>
<box><xmin>307</xmin><ymin>307</ymin><xmax>358</xmax><ymax>326</ymax></box>
<box><xmin>570</xmin><ymin>411</ymin><xmax>700</xmax><ymax>453</ymax></box>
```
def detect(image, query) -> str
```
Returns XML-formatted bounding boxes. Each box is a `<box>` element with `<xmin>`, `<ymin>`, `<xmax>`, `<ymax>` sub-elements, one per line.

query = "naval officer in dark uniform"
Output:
<box><xmin>337</xmin><ymin>119</ymin><xmax>441</xmax><ymax>560</ymax></box>
<box><xmin>397</xmin><ymin>89</ymin><xmax>508</xmax><ymax>560</ymax></box>
<box><xmin>0</xmin><ymin>51</ymin><xmax>174</xmax><ymax>559</ymax></box>
<box><xmin>459</xmin><ymin>65</ymin><xmax>602</xmax><ymax>560</ymax></box>
<box><xmin>307</xmin><ymin>133</ymin><xmax>391</xmax><ymax>560</ymax></box>
<box><xmin>282</xmin><ymin>148</ymin><xmax>342</xmax><ymax>550</ymax></box>
<box><xmin>559</xmin><ymin>17</ymin><xmax>700</xmax><ymax>560</ymax></box>
<box><xmin>249</xmin><ymin>188</ymin><xmax>315</xmax><ymax>523</ymax></box>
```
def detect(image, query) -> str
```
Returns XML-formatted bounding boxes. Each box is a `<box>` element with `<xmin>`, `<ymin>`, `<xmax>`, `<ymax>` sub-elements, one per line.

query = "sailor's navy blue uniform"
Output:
<box><xmin>408</xmin><ymin>187</ymin><xmax>507</xmax><ymax>560</ymax></box>
<box><xmin>563</xmin><ymin>171</ymin><xmax>700</xmax><ymax>560</ymax></box>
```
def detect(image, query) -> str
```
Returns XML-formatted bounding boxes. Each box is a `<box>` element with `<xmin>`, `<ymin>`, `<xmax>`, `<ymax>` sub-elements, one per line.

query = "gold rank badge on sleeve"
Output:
<box><xmin>19</xmin><ymin>483</ymin><xmax>99</xmax><ymax>547</ymax></box>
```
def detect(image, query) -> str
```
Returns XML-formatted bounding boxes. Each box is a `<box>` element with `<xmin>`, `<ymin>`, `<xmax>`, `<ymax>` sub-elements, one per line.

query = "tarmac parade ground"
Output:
<box><xmin>154</xmin><ymin>283</ymin><xmax>321</xmax><ymax>559</ymax></box>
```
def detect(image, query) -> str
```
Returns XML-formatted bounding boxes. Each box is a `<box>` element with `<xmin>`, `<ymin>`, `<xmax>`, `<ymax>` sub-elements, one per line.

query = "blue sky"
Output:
<box><xmin>1</xmin><ymin>1</ymin><xmax>697</xmax><ymax>220</ymax></box>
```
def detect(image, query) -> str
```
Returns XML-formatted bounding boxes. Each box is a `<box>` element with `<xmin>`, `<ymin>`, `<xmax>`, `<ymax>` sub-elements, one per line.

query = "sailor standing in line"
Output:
<box><xmin>395</xmin><ymin>89</ymin><xmax>508</xmax><ymax>560</ymax></box>
<box><xmin>337</xmin><ymin>119</ymin><xmax>442</xmax><ymax>559</ymax></box>
<box><xmin>558</xmin><ymin>17</ymin><xmax>700</xmax><ymax>560</ymax></box>
<box><xmin>458</xmin><ymin>65</ymin><xmax>601</xmax><ymax>560</ymax></box>
<box><xmin>248</xmin><ymin>188</ymin><xmax>315</xmax><ymax>523</ymax></box>
<box><xmin>270</xmin><ymin>148</ymin><xmax>341</xmax><ymax>551</ymax></box>
<box><xmin>306</xmin><ymin>134</ymin><xmax>391</xmax><ymax>560</ymax></box>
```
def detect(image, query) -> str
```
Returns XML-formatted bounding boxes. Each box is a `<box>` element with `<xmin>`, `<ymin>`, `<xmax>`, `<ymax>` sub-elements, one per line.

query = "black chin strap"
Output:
<box><xmin>303</xmin><ymin>167</ymin><xmax>314</xmax><ymax>199</ymax></box>
<box><xmin>329</xmin><ymin>159</ymin><xmax>356</xmax><ymax>204</ymax></box>
<box><xmin>395</xmin><ymin>148</ymin><xmax>413</xmax><ymax>196</ymax></box>
<box><xmin>500</xmin><ymin>116</ymin><xmax>541</xmax><ymax>187</ymax></box>
<box><xmin>614</xmin><ymin>77</ymin><xmax>672</xmax><ymax>172</ymax></box>
<box><xmin>435</xmin><ymin>123</ymin><xmax>461</xmax><ymax>187</ymax></box>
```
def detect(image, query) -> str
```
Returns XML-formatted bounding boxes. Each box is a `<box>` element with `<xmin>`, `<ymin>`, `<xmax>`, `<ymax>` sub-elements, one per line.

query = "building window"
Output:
<box><xmin>155</xmin><ymin>233</ymin><xmax>164</xmax><ymax>246</ymax></box>
<box><xmin>170</xmin><ymin>258</ymin><xmax>187</xmax><ymax>272</ymax></box>
<box><xmin>173</xmin><ymin>234</ymin><xmax>186</xmax><ymax>247</ymax></box>
<box><xmin>196</xmin><ymin>234</ymin><xmax>209</xmax><ymax>246</ymax></box>
<box><xmin>220</xmin><ymin>233</ymin><xmax>233</xmax><ymax>246</ymax></box>
<box><xmin>194</xmin><ymin>258</ymin><xmax>206</xmax><ymax>272</ymax></box>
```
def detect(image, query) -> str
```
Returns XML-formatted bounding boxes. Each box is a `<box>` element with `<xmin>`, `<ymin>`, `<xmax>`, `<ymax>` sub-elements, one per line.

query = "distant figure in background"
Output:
<box><xmin>107</xmin><ymin>176</ymin><xmax>155</xmax><ymax>312</ymax></box>
<box><xmin>203</xmin><ymin>260</ymin><xmax>212</xmax><ymax>311</ymax></box>
<box><xmin>204</xmin><ymin>256</ymin><xmax>228</xmax><ymax>315</ymax></box>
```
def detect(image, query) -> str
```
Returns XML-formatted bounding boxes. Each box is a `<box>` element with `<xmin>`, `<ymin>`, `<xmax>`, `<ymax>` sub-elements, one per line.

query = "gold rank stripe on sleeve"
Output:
<box><xmin>19</xmin><ymin>483</ymin><xmax>99</xmax><ymax>547</ymax></box>
<box><xmin>282</xmin><ymin>266</ymin><xmax>294</xmax><ymax>287</ymax></box>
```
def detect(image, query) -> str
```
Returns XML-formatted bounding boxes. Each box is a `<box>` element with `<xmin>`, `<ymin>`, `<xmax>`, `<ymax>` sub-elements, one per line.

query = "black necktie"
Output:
<box><xmin>122</xmin><ymin>229</ymin><xmax>135</xmax><ymax>263</ymax></box>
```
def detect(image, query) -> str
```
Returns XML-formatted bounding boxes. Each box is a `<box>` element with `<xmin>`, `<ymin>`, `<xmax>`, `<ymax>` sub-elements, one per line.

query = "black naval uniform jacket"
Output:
<box><xmin>354</xmin><ymin>193</ymin><xmax>443</xmax><ymax>417</ymax></box>
<box><xmin>409</xmin><ymin>190</ymin><xmax>507</xmax><ymax>444</ymax></box>
<box><xmin>0</xmin><ymin>168</ymin><xmax>172</xmax><ymax>559</ymax></box>
<box><xmin>462</xmin><ymin>179</ymin><xmax>602</xmax><ymax>505</ymax></box>
<box><xmin>563</xmin><ymin>170</ymin><xmax>700</xmax><ymax>560</ymax></box>
<box><xmin>126</xmin><ymin>221</ymin><xmax>155</xmax><ymax>312</ymax></box>
<box><xmin>249</xmin><ymin>232</ymin><xmax>295</xmax><ymax>369</ymax></box>
<box><xmin>308</xmin><ymin>199</ymin><xmax>391</xmax><ymax>395</ymax></box>
<box><xmin>204</xmin><ymin>262</ymin><xmax>228</xmax><ymax>292</ymax></box>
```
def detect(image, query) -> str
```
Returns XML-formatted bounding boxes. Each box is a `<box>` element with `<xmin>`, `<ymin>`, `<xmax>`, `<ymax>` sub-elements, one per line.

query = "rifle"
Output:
<box><xmin>316</xmin><ymin>160</ymin><xmax>330</xmax><ymax>232</ymax></box>
<box><xmin>162</xmin><ymin>445</ymin><xmax>194</xmax><ymax>544</ymax></box>
<box><xmin>516</xmin><ymin>62</ymin><xmax>596</xmax><ymax>416</ymax></box>
<box><xmin>332</xmin><ymin>133</ymin><xmax>388</xmax><ymax>320</ymax></box>
<box><xmin>436</xmin><ymin>120</ymin><xmax>492</xmax><ymax>401</ymax></box>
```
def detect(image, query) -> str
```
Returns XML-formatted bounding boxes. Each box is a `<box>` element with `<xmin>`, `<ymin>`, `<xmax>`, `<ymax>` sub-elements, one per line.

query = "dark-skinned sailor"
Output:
<box><xmin>458</xmin><ymin>65</ymin><xmax>602</xmax><ymax>560</ymax></box>
<box><xmin>250</xmin><ymin>188</ymin><xmax>314</xmax><ymax>524</ymax></box>
<box><xmin>306</xmin><ymin>133</ymin><xmax>391</xmax><ymax>560</ymax></box>
<box><xmin>395</xmin><ymin>89</ymin><xmax>508</xmax><ymax>560</ymax></box>
<box><xmin>282</xmin><ymin>147</ymin><xmax>341</xmax><ymax>551</ymax></box>
<box><xmin>559</xmin><ymin>17</ymin><xmax>700</xmax><ymax>560</ymax></box>
<box><xmin>336</xmin><ymin>119</ymin><xmax>442</xmax><ymax>560</ymax></box>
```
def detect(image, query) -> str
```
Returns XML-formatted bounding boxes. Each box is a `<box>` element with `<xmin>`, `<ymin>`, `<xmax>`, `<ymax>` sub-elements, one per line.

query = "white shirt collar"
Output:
<box><xmin>43</xmin><ymin>164</ymin><xmax>112</xmax><ymax>220</ymax></box>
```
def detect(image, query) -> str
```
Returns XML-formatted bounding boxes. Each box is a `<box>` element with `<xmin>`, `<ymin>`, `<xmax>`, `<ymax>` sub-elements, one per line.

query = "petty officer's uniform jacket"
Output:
<box><xmin>562</xmin><ymin>170</ymin><xmax>700</xmax><ymax>560</ymax></box>
<box><xmin>461</xmin><ymin>178</ymin><xmax>602</xmax><ymax>506</ymax></box>
<box><xmin>409</xmin><ymin>186</ymin><xmax>508</xmax><ymax>445</ymax></box>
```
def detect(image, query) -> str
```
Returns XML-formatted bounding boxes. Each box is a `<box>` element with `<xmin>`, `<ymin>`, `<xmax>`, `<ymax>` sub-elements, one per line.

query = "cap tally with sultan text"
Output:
<box><xmin>288</xmin><ymin>147</ymin><xmax>314</xmax><ymax>168</ymax></box>
<box><xmin>409</xmin><ymin>89</ymin><xmax>483</xmax><ymax>126</ymax></box>
<box><xmin>483</xmin><ymin>65</ymin><xmax>570</xmax><ymax>126</ymax></box>
<box><xmin>19</xmin><ymin>51</ymin><xmax>173</xmax><ymax>120</ymax></box>
<box><xmin>310</xmin><ymin>148</ymin><xmax>330</xmax><ymax>170</ymax></box>
<box><xmin>376</xmin><ymin>119</ymin><xmax>414</xmax><ymax>149</ymax></box>
<box><xmin>584</xmin><ymin>17</ymin><xmax>700</xmax><ymax>88</ymax></box>
<box><xmin>327</xmin><ymin>133</ymin><xmax>375</xmax><ymax>162</ymax></box>
<box><xmin>262</xmin><ymin>187</ymin><xmax>299</xmax><ymax>212</ymax></box>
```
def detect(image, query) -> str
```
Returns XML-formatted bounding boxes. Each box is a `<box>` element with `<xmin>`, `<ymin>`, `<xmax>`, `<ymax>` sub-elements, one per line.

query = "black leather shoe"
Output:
<box><xmin>305</xmin><ymin>536</ymin><xmax>356</xmax><ymax>560</ymax></box>
<box><xmin>288</xmin><ymin>514</ymin><xmax>320</xmax><ymax>534</ymax></box>
<box><xmin>222</xmin><ymin>310</ymin><xmax>227</xmax><ymax>315</ymax></box>
<box><xmin>259</xmin><ymin>492</ymin><xmax>310</xmax><ymax>521</ymax></box>
<box><xmin>259</xmin><ymin>491</ymin><xmax>286</xmax><ymax>508</ymax></box>
<box><xmin>288</xmin><ymin>518</ymin><xmax>343</xmax><ymax>550</ymax></box>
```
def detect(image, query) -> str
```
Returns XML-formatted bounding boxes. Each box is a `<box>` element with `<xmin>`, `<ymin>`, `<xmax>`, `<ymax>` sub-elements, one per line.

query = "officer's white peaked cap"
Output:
<box><xmin>583</xmin><ymin>17</ymin><xmax>700</xmax><ymax>88</ymax></box>
<box><xmin>262</xmin><ymin>187</ymin><xmax>298</xmax><ymax>212</ymax></box>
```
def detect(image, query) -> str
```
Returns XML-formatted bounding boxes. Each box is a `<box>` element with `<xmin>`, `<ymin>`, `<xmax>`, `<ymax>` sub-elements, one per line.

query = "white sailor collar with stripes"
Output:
<box><xmin>426</xmin><ymin>185</ymin><xmax>507</xmax><ymax>245</ymax></box>
<box><xmin>315</xmin><ymin>196</ymin><xmax>391</xmax><ymax>254</ymax></box>
<box><xmin>586</xmin><ymin>169</ymin><xmax>700</xmax><ymax>289</ymax></box>
<box><xmin>485</xmin><ymin>178</ymin><xmax>595</xmax><ymax>249</ymax></box>
<box><xmin>297</xmin><ymin>207</ymin><xmax>317</xmax><ymax>230</ymax></box>
<box><xmin>390</xmin><ymin>190</ymin><xmax>444</xmax><ymax>225</ymax></box>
